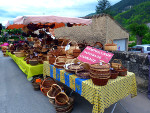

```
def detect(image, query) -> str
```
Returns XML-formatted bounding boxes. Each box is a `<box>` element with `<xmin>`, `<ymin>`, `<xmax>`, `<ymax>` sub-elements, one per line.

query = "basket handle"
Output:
<box><xmin>67</xmin><ymin>40</ymin><xmax>78</xmax><ymax>50</ymax></box>
<box><xmin>111</xmin><ymin>59</ymin><xmax>122</xmax><ymax>65</ymax></box>
<box><xmin>56</xmin><ymin>92</ymin><xmax>70</xmax><ymax>105</ymax></box>
<box><xmin>75</xmin><ymin>62</ymin><xmax>85</xmax><ymax>74</ymax></box>
<box><xmin>54</xmin><ymin>56</ymin><xmax>66</xmax><ymax>64</ymax></box>
<box><xmin>106</xmin><ymin>39</ymin><xmax>114</xmax><ymax>44</ymax></box>
<box><xmin>41</xmin><ymin>77</ymin><xmax>56</xmax><ymax>86</ymax></box>
<box><xmin>47</xmin><ymin>84</ymin><xmax>63</xmax><ymax>98</ymax></box>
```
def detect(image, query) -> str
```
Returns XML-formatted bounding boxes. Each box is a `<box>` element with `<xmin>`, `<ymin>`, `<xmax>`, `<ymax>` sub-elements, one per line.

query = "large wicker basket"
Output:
<box><xmin>54</xmin><ymin>56</ymin><xmax>66</xmax><ymax>69</ymax></box>
<box><xmin>40</xmin><ymin>77</ymin><xmax>56</xmax><ymax>96</ymax></box>
<box><xmin>104</xmin><ymin>39</ymin><xmax>117</xmax><ymax>51</ymax></box>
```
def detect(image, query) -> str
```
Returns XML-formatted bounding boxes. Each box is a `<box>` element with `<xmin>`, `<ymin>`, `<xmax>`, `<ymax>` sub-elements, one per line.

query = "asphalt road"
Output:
<box><xmin>0</xmin><ymin>50</ymin><xmax>150</xmax><ymax>113</ymax></box>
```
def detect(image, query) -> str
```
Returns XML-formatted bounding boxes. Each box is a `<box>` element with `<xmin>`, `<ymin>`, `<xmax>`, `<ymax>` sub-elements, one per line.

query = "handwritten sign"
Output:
<box><xmin>77</xmin><ymin>46</ymin><xmax>114</xmax><ymax>64</ymax></box>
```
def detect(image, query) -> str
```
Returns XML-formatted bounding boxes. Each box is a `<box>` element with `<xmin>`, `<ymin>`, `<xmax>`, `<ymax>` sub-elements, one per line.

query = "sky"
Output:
<box><xmin>0</xmin><ymin>0</ymin><xmax>121</xmax><ymax>26</ymax></box>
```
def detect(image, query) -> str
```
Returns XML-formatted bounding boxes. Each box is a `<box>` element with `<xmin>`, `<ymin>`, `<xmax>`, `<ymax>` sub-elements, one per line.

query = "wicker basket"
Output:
<box><xmin>40</xmin><ymin>77</ymin><xmax>56</xmax><ymax>96</ymax></box>
<box><xmin>55</xmin><ymin>92</ymin><xmax>69</xmax><ymax>106</ymax></box>
<box><xmin>116</xmin><ymin>66</ymin><xmax>127</xmax><ymax>76</ymax></box>
<box><xmin>75</xmin><ymin>63</ymin><xmax>90</xmax><ymax>79</ymax></box>
<box><xmin>52</xmin><ymin>97</ymin><xmax>74</xmax><ymax>113</ymax></box>
<box><xmin>110</xmin><ymin>70</ymin><xmax>119</xmax><ymax>79</ymax></box>
<box><xmin>90</xmin><ymin>73</ymin><xmax>110</xmax><ymax>86</ymax></box>
<box><xmin>104</xmin><ymin>39</ymin><xmax>117</xmax><ymax>51</ymax></box>
<box><xmin>54</xmin><ymin>56</ymin><xmax>66</xmax><ymax>69</ymax></box>
<box><xmin>29</xmin><ymin>59</ymin><xmax>39</xmax><ymax>66</ymax></box>
<box><xmin>66</xmin><ymin>40</ymin><xmax>80</xmax><ymax>55</ymax></box>
<box><xmin>14</xmin><ymin>51</ymin><xmax>25</xmax><ymax>57</ymax></box>
<box><xmin>47</xmin><ymin>84</ymin><xmax>62</xmax><ymax>104</ymax></box>
<box><xmin>111</xmin><ymin>59</ymin><xmax>122</xmax><ymax>70</ymax></box>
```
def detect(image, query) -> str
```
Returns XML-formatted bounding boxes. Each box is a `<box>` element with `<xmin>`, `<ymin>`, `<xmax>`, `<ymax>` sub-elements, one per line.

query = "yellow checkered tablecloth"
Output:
<box><xmin>43</xmin><ymin>62</ymin><xmax>137</xmax><ymax>113</ymax></box>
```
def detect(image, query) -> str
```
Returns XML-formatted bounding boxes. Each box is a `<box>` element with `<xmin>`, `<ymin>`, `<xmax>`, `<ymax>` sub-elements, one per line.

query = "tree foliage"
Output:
<box><xmin>96</xmin><ymin>0</ymin><xmax>111</xmax><ymax>14</ymax></box>
<box><xmin>129</xmin><ymin>23</ymin><xmax>149</xmax><ymax>45</ymax></box>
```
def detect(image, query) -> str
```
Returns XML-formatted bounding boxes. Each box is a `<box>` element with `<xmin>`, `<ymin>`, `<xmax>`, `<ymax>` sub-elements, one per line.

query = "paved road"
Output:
<box><xmin>0</xmin><ymin>50</ymin><xmax>150</xmax><ymax>113</ymax></box>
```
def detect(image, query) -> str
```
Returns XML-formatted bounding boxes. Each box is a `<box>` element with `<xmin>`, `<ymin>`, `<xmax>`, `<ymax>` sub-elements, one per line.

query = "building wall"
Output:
<box><xmin>54</xmin><ymin>15</ymin><xmax>129</xmax><ymax>46</ymax></box>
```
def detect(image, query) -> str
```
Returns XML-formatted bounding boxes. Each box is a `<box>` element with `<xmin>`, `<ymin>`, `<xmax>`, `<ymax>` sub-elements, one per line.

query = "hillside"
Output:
<box><xmin>114</xmin><ymin>1</ymin><xmax>150</xmax><ymax>29</ymax></box>
<box><xmin>111</xmin><ymin>0</ymin><xmax>150</xmax><ymax>16</ymax></box>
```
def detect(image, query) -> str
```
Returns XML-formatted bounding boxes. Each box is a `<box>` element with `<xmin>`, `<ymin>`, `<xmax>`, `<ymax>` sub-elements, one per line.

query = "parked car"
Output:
<box><xmin>128</xmin><ymin>45</ymin><xmax>150</xmax><ymax>53</ymax></box>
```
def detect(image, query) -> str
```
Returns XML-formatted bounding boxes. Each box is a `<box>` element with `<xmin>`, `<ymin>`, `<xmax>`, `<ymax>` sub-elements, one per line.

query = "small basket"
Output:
<box><xmin>64</xmin><ymin>58</ymin><xmax>83</xmax><ymax>73</ymax></box>
<box><xmin>116</xmin><ymin>66</ymin><xmax>127</xmax><ymax>76</ymax></box>
<box><xmin>54</xmin><ymin>56</ymin><xmax>66</xmax><ymax>69</ymax></box>
<box><xmin>52</xmin><ymin>97</ymin><xmax>74</xmax><ymax>113</ymax></box>
<box><xmin>111</xmin><ymin>59</ymin><xmax>122</xmax><ymax>70</ymax></box>
<box><xmin>66</xmin><ymin>40</ymin><xmax>80</xmax><ymax>55</ymax></box>
<box><xmin>29</xmin><ymin>59</ymin><xmax>39</xmax><ymax>66</ymax></box>
<box><xmin>55</xmin><ymin>92</ymin><xmax>69</xmax><ymax>106</ymax></box>
<box><xmin>104</xmin><ymin>39</ymin><xmax>117</xmax><ymax>51</ymax></box>
<box><xmin>110</xmin><ymin>70</ymin><xmax>119</xmax><ymax>79</ymax></box>
<box><xmin>90</xmin><ymin>73</ymin><xmax>110</xmax><ymax>86</ymax></box>
<box><xmin>47</xmin><ymin>84</ymin><xmax>62</xmax><ymax>104</ymax></box>
<box><xmin>75</xmin><ymin>63</ymin><xmax>90</xmax><ymax>79</ymax></box>
<box><xmin>40</xmin><ymin>77</ymin><xmax>56</xmax><ymax>96</ymax></box>
<box><xmin>14</xmin><ymin>51</ymin><xmax>25</xmax><ymax>57</ymax></box>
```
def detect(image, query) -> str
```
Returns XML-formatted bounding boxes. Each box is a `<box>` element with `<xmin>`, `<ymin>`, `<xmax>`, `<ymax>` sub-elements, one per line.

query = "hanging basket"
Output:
<box><xmin>40</xmin><ymin>77</ymin><xmax>56</xmax><ymax>96</ymax></box>
<box><xmin>104</xmin><ymin>39</ymin><xmax>117</xmax><ymax>51</ymax></box>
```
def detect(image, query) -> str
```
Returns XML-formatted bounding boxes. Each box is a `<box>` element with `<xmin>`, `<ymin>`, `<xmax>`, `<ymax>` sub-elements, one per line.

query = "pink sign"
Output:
<box><xmin>77</xmin><ymin>46</ymin><xmax>114</xmax><ymax>64</ymax></box>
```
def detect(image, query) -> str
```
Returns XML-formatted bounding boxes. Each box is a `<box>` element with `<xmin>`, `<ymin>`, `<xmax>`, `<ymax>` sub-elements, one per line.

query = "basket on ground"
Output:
<box><xmin>40</xmin><ymin>77</ymin><xmax>56</xmax><ymax>96</ymax></box>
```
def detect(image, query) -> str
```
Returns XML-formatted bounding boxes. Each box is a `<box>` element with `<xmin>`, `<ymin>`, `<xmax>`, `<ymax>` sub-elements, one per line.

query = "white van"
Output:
<box><xmin>132</xmin><ymin>45</ymin><xmax>150</xmax><ymax>53</ymax></box>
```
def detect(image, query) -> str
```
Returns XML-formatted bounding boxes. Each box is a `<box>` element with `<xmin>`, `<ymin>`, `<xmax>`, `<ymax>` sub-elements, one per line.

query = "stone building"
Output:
<box><xmin>54</xmin><ymin>14</ymin><xmax>129</xmax><ymax>51</ymax></box>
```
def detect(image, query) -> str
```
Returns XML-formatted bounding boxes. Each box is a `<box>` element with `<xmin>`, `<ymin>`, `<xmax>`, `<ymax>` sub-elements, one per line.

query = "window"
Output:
<box><xmin>147</xmin><ymin>47</ymin><xmax>150</xmax><ymax>51</ymax></box>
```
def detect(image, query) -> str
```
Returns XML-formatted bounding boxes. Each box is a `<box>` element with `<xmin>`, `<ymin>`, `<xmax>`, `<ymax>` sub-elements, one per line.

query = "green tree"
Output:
<box><xmin>129</xmin><ymin>23</ymin><xmax>149</xmax><ymax>45</ymax></box>
<box><xmin>96</xmin><ymin>0</ymin><xmax>111</xmax><ymax>14</ymax></box>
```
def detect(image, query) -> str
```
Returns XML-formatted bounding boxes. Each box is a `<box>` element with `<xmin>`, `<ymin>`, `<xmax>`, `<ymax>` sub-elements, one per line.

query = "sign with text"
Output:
<box><xmin>77</xmin><ymin>46</ymin><xmax>114</xmax><ymax>64</ymax></box>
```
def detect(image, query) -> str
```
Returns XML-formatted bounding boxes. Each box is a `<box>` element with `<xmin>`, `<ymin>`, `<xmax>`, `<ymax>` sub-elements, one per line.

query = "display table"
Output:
<box><xmin>43</xmin><ymin>61</ymin><xmax>137</xmax><ymax>113</ymax></box>
<box><xmin>7</xmin><ymin>51</ymin><xmax>43</xmax><ymax>80</ymax></box>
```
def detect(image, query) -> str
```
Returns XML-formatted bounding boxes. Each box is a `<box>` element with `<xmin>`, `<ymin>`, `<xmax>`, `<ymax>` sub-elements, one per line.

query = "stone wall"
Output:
<box><xmin>112</xmin><ymin>51</ymin><xmax>149</xmax><ymax>92</ymax></box>
<box><xmin>54</xmin><ymin>14</ymin><xmax>129</xmax><ymax>46</ymax></box>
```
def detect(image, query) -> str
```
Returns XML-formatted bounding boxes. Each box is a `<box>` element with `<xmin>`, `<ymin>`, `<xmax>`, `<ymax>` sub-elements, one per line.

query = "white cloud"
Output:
<box><xmin>0</xmin><ymin>0</ymin><xmax>120</xmax><ymax>26</ymax></box>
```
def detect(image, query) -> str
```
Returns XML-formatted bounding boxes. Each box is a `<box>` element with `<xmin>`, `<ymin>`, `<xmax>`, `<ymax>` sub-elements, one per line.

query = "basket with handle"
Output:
<box><xmin>40</xmin><ymin>77</ymin><xmax>56</xmax><ymax>96</ymax></box>
<box><xmin>115</xmin><ymin>65</ymin><xmax>127</xmax><ymax>76</ymax></box>
<box><xmin>65</xmin><ymin>58</ymin><xmax>84</xmax><ymax>73</ymax></box>
<box><xmin>47</xmin><ymin>84</ymin><xmax>62</xmax><ymax>104</ymax></box>
<box><xmin>55</xmin><ymin>92</ymin><xmax>70</xmax><ymax>106</ymax></box>
<box><xmin>66</xmin><ymin>40</ymin><xmax>80</xmax><ymax>56</ymax></box>
<box><xmin>75</xmin><ymin>63</ymin><xmax>90</xmax><ymax>79</ymax></box>
<box><xmin>104</xmin><ymin>39</ymin><xmax>117</xmax><ymax>51</ymax></box>
<box><xmin>54</xmin><ymin>56</ymin><xmax>66</xmax><ymax>69</ymax></box>
<box><xmin>111</xmin><ymin>59</ymin><xmax>122</xmax><ymax>70</ymax></box>
<box><xmin>57</xmin><ymin>39</ymin><xmax>69</xmax><ymax>56</ymax></box>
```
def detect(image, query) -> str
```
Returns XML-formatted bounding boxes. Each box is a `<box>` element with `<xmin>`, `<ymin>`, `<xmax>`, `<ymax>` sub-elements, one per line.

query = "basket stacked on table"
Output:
<box><xmin>111</xmin><ymin>59</ymin><xmax>127</xmax><ymax>76</ymax></box>
<box><xmin>89</xmin><ymin>62</ymin><xmax>111</xmax><ymax>86</ymax></box>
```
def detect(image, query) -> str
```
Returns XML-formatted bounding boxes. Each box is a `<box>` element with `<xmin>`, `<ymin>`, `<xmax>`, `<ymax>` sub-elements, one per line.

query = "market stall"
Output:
<box><xmin>6</xmin><ymin>51</ymin><xmax>43</xmax><ymax>80</ymax></box>
<box><xmin>43</xmin><ymin>61</ymin><xmax>137</xmax><ymax>113</ymax></box>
